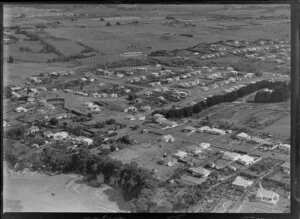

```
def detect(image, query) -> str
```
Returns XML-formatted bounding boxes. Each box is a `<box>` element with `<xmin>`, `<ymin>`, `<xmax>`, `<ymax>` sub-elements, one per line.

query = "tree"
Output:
<box><xmin>49</xmin><ymin>117</ymin><xmax>58</xmax><ymax>126</ymax></box>
<box><xmin>116</xmin><ymin>21</ymin><xmax>121</xmax><ymax>25</ymax></box>
<box><xmin>106</xmin><ymin>22</ymin><xmax>111</xmax><ymax>27</ymax></box>
<box><xmin>8</xmin><ymin>56</ymin><xmax>14</xmax><ymax>63</ymax></box>
<box><xmin>106</xmin><ymin>118</ymin><xmax>116</xmax><ymax>125</ymax></box>
<box><xmin>5</xmin><ymin>86</ymin><xmax>12</xmax><ymax>99</ymax></box>
<box><xmin>128</xmin><ymin>93</ymin><xmax>138</xmax><ymax>101</ymax></box>
<box><xmin>87</xmin><ymin>113</ymin><xmax>93</xmax><ymax>118</ymax></box>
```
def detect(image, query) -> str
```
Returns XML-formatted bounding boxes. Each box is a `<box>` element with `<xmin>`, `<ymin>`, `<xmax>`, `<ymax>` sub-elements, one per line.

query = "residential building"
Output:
<box><xmin>124</xmin><ymin>106</ymin><xmax>138</xmax><ymax>113</ymax></box>
<box><xmin>173</xmin><ymin>150</ymin><xmax>188</xmax><ymax>160</ymax></box>
<box><xmin>126</xmin><ymin>115</ymin><xmax>136</xmax><ymax>120</ymax></box>
<box><xmin>237</xmin><ymin>154</ymin><xmax>255</xmax><ymax>166</ymax></box>
<box><xmin>237</xmin><ymin>132</ymin><xmax>251</xmax><ymax>141</ymax></box>
<box><xmin>222</xmin><ymin>151</ymin><xmax>240</xmax><ymax>161</ymax></box>
<box><xmin>199</xmin><ymin>142</ymin><xmax>210</xmax><ymax>150</ymax></box>
<box><xmin>15</xmin><ymin>107</ymin><xmax>28</xmax><ymax>113</ymax></box>
<box><xmin>136</xmin><ymin>114</ymin><xmax>146</xmax><ymax>120</ymax></box>
<box><xmin>183</xmin><ymin>126</ymin><xmax>197</xmax><ymax>133</ymax></box>
<box><xmin>278</xmin><ymin>143</ymin><xmax>290</xmax><ymax>152</ymax></box>
<box><xmin>232</xmin><ymin>176</ymin><xmax>253</xmax><ymax>190</ymax></box>
<box><xmin>281</xmin><ymin>162</ymin><xmax>290</xmax><ymax>174</ymax></box>
<box><xmin>161</xmin><ymin>134</ymin><xmax>175</xmax><ymax>143</ymax></box>
<box><xmin>189</xmin><ymin>167</ymin><xmax>211</xmax><ymax>178</ymax></box>
<box><xmin>256</xmin><ymin>187</ymin><xmax>280</xmax><ymax>205</ymax></box>
<box><xmin>186</xmin><ymin>145</ymin><xmax>202</xmax><ymax>155</ymax></box>
<box><xmin>53</xmin><ymin>132</ymin><xmax>69</xmax><ymax>140</ymax></box>
<box><xmin>43</xmin><ymin>131</ymin><xmax>54</xmax><ymax>138</ymax></box>
<box><xmin>140</xmin><ymin>105</ymin><xmax>151</xmax><ymax>112</ymax></box>
<box><xmin>28</xmin><ymin>126</ymin><xmax>39</xmax><ymax>134</ymax></box>
<box><xmin>74</xmin><ymin>136</ymin><xmax>93</xmax><ymax>145</ymax></box>
<box><xmin>160</xmin><ymin>119</ymin><xmax>177</xmax><ymax>127</ymax></box>
<box><xmin>162</xmin><ymin>157</ymin><xmax>177</xmax><ymax>167</ymax></box>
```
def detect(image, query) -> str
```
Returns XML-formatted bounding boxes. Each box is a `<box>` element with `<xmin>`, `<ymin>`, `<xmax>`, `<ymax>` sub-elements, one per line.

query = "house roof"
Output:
<box><xmin>281</xmin><ymin>162</ymin><xmax>290</xmax><ymax>169</ymax></box>
<box><xmin>189</xmin><ymin>167</ymin><xmax>210</xmax><ymax>176</ymax></box>
<box><xmin>237</xmin><ymin>132</ymin><xmax>250</xmax><ymax>138</ymax></box>
<box><xmin>232</xmin><ymin>176</ymin><xmax>253</xmax><ymax>188</ymax></box>
<box><xmin>223</xmin><ymin>151</ymin><xmax>240</xmax><ymax>160</ymax></box>
<box><xmin>163</xmin><ymin>134</ymin><xmax>174</xmax><ymax>140</ymax></box>
<box><xmin>256</xmin><ymin>188</ymin><xmax>278</xmax><ymax>199</ymax></box>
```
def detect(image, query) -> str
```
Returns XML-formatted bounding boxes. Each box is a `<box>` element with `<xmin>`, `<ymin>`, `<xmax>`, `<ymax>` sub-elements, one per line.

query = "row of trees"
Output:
<box><xmin>153</xmin><ymin>80</ymin><xmax>289</xmax><ymax>119</ymax></box>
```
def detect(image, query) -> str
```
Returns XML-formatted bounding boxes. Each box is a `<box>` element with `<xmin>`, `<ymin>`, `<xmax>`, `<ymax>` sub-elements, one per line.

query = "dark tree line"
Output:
<box><xmin>254</xmin><ymin>84</ymin><xmax>289</xmax><ymax>103</ymax></box>
<box><xmin>153</xmin><ymin>80</ymin><xmax>290</xmax><ymax>119</ymax></box>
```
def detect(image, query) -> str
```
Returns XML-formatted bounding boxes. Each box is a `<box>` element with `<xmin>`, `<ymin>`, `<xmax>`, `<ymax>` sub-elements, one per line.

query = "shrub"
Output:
<box><xmin>8</xmin><ymin>56</ymin><xmax>14</xmax><ymax>63</ymax></box>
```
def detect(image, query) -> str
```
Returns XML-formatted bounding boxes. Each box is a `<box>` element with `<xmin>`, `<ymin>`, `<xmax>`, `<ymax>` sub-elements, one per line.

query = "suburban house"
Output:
<box><xmin>200</xmin><ymin>142</ymin><xmax>210</xmax><ymax>150</ymax></box>
<box><xmin>198</xmin><ymin>126</ymin><xmax>226</xmax><ymax>135</ymax></box>
<box><xmin>173</xmin><ymin>150</ymin><xmax>188</xmax><ymax>160</ymax></box>
<box><xmin>140</xmin><ymin>105</ymin><xmax>151</xmax><ymax>112</ymax></box>
<box><xmin>222</xmin><ymin>151</ymin><xmax>241</xmax><ymax>161</ymax></box>
<box><xmin>28</xmin><ymin>126</ymin><xmax>39</xmax><ymax>134</ymax></box>
<box><xmin>232</xmin><ymin>176</ymin><xmax>254</xmax><ymax>190</ymax></box>
<box><xmin>160</xmin><ymin>119</ymin><xmax>177</xmax><ymax>128</ymax></box>
<box><xmin>281</xmin><ymin>162</ymin><xmax>290</xmax><ymax>174</ymax></box>
<box><xmin>256</xmin><ymin>187</ymin><xmax>280</xmax><ymax>205</ymax></box>
<box><xmin>250</xmin><ymin>136</ymin><xmax>265</xmax><ymax>144</ymax></box>
<box><xmin>186</xmin><ymin>145</ymin><xmax>202</xmax><ymax>155</ymax></box>
<box><xmin>15</xmin><ymin>106</ymin><xmax>28</xmax><ymax>113</ymax></box>
<box><xmin>124</xmin><ymin>106</ymin><xmax>138</xmax><ymax>113</ymax></box>
<box><xmin>126</xmin><ymin>115</ymin><xmax>136</xmax><ymax>120</ymax></box>
<box><xmin>74</xmin><ymin>136</ymin><xmax>93</xmax><ymax>145</ymax></box>
<box><xmin>237</xmin><ymin>132</ymin><xmax>251</xmax><ymax>141</ymax></box>
<box><xmin>43</xmin><ymin>131</ymin><xmax>54</xmax><ymax>138</ymax></box>
<box><xmin>189</xmin><ymin>167</ymin><xmax>211</xmax><ymax>178</ymax></box>
<box><xmin>53</xmin><ymin>132</ymin><xmax>69</xmax><ymax>140</ymax></box>
<box><xmin>162</xmin><ymin>157</ymin><xmax>177</xmax><ymax>167</ymax></box>
<box><xmin>183</xmin><ymin>126</ymin><xmax>197</xmax><ymax>133</ymax></box>
<box><xmin>237</xmin><ymin>154</ymin><xmax>257</xmax><ymax>166</ymax></box>
<box><xmin>136</xmin><ymin>114</ymin><xmax>146</xmax><ymax>120</ymax></box>
<box><xmin>278</xmin><ymin>143</ymin><xmax>290</xmax><ymax>152</ymax></box>
<box><xmin>161</xmin><ymin>134</ymin><xmax>175</xmax><ymax>143</ymax></box>
<box><xmin>153</xmin><ymin>113</ymin><xmax>165</xmax><ymax>121</ymax></box>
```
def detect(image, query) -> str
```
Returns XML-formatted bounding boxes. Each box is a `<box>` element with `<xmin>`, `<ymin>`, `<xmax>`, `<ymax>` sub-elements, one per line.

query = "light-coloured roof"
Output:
<box><xmin>189</xmin><ymin>167</ymin><xmax>210</xmax><ymax>175</ymax></box>
<box><xmin>232</xmin><ymin>176</ymin><xmax>253</xmax><ymax>188</ymax></box>
<box><xmin>281</xmin><ymin>162</ymin><xmax>290</xmax><ymax>169</ymax></box>
<box><xmin>256</xmin><ymin>188</ymin><xmax>278</xmax><ymax>199</ymax></box>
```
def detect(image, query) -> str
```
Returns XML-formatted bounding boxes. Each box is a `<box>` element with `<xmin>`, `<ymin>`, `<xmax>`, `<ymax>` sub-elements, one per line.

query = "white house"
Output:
<box><xmin>189</xmin><ymin>167</ymin><xmax>211</xmax><ymax>178</ymax></box>
<box><xmin>232</xmin><ymin>176</ymin><xmax>253</xmax><ymax>190</ymax></box>
<box><xmin>15</xmin><ymin>107</ymin><xmax>28</xmax><ymax>113</ymax></box>
<box><xmin>278</xmin><ymin>143</ymin><xmax>290</xmax><ymax>152</ymax></box>
<box><xmin>237</xmin><ymin>132</ymin><xmax>251</xmax><ymax>141</ymax></box>
<box><xmin>161</xmin><ymin>134</ymin><xmax>175</xmax><ymax>143</ymax></box>
<box><xmin>199</xmin><ymin>142</ymin><xmax>210</xmax><ymax>150</ymax></box>
<box><xmin>186</xmin><ymin>145</ymin><xmax>202</xmax><ymax>155</ymax></box>
<box><xmin>28</xmin><ymin>126</ymin><xmax>39</xmax><ymax>134</ymax></box>
<box><xmin>237</xmin><ymin>154</ymin><xmax>255</xmax><ymax>166</ymax></box>
<box><xmin>281</xmin><ymin>162</ymin><xmax>290</xmax><ymax>174</ymax></box>
<box><xmin>173</xmin><ymin>150</ymin><xmax>188</xmax><ymax>160</ymax></box>
<box><xmin>124</xmin><ymin>106</ymin><xmax>138</xmax><ymax>113</ymax></box>
<box><xmin>136</xmin><ymin>114</ymin><xmax>146</xmax><ymax>120</ymax></box>
<box><xmin>74</xmin><ymin>136</ymin><xmax>93</xmax><ymax>145</ymax></box>
<box><xmin>126</xmin><ymin>115</ymin><xmax>136</xmax><ymax>120</ymax></box>
<box><xmin>256</xmin><ymin>187</ymin><xmax>280</xmax><ymax>205</ymax></box>
<box><xmin>222</xmin><ymin>151</ymin><xmax>240</xmax><ymax>161</ymax></box>
<box><xmin>53</xmin><ymin>132</ymin><xmax>69</xmax><ymax>140</ymax></box>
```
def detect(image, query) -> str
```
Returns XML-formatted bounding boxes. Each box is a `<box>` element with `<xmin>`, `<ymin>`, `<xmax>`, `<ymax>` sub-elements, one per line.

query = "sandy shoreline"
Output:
<box><xmin>3</xmin><ymin>169</ymin><xmax>130</xmax><ymax>212</ymax></box>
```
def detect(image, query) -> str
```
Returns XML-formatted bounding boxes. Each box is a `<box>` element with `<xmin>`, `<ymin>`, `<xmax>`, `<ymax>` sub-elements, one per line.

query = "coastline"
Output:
<box><xmin>3</xmin><ymin>166</ymin><xmax>130</xmax><ymax>212</ymax></box>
